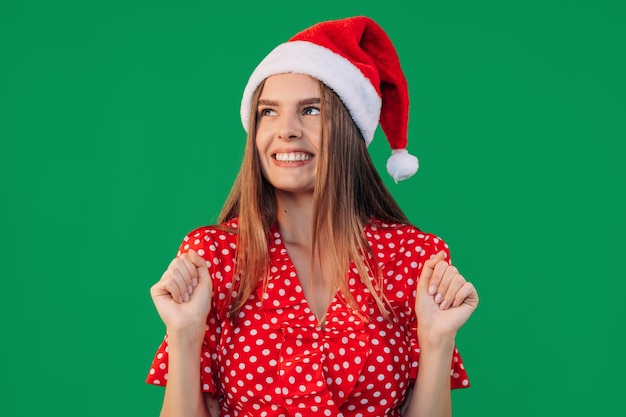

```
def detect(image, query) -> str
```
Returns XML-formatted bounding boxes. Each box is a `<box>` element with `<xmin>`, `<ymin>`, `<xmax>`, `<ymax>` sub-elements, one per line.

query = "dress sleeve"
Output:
<box><xmin>145</xmin><ymin>227</ymin><xmax>223</xmax><ymax>394</ymax></box>
<box><xmin>407</xmin><ymin>231</ymin><xmax>471</xmax><ymax>389</ymax></box>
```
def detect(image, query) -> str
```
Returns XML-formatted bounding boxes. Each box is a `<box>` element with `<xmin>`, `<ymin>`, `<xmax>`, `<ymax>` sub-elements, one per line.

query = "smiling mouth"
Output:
<box><xmin>273</xmin><ymin>152</ymin><xmax>314</xmax><ymax>162</ymax></box>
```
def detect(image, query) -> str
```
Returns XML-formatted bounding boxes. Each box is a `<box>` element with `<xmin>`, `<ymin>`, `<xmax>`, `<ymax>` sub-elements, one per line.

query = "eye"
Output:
<box><xmin>258</xmin><ymin>108</ymin><xmax>276</xmax><ymax>117</ymax></box>
<box><xmin>303</xmin><ymin>107</ymin><xmax>321</xmax><ymax>116</ymax></box>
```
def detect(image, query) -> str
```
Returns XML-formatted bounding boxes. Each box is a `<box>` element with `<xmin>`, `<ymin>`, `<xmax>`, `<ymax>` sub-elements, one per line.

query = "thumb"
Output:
<box><xmin>188</xmin><ymin>249</ymin><xmax>211</xmax><ymax>286</ymax></box>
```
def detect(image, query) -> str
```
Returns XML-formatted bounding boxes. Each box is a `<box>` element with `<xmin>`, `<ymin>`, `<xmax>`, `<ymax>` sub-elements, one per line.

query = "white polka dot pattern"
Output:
<box><xmin>146</xmin><ymin>218</ymin><xmax>470</xmax><ymax>416</ymax></box>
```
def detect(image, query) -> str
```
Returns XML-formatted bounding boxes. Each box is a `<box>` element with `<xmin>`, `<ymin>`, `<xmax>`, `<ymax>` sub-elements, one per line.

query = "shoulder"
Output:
<box><xmin>365</xmin><ymin>219</ymin><xmax>452</xmax><ymax>308</ymax></box>
<box><xmin>177</xmin><ymin>219</ymin><xmax>240</xmax><ymax>298</ymax></box>
<box><xmin>365</xmin><ymin>218</ymin><xmax>447</xmax><ymax>249</ymax></box>
<box><xmin>365</xmin><ymin>218</ymin><xmax>451</xmax><ymax>265</ymax></box>
<box><xmin>176</xmin><ymin>218</ymin><xmax>240</xmax><ymax>259</ymax></box>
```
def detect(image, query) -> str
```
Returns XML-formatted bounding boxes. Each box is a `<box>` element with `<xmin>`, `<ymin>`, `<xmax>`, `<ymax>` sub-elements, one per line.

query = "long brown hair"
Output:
<box><xmin>219</xmin><ymin>78</ymin><xmax>411</xmax><ymax>319</ymax></box>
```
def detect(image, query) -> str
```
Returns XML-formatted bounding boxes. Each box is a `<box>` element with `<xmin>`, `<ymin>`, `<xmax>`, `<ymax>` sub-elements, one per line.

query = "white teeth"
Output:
<box><xmin>274</xmin><ymin>152</ymin><xmax>313</xmax><ymax>162</ymax></box>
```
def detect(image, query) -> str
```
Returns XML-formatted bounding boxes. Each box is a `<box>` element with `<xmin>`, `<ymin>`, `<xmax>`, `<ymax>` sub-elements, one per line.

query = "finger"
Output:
<box><xmin>188</xmin><ymin>249</ymin><xmax>211</xmax><ymax>286</ymax></box>
<box><xmin>150</xmin><ymin>280</ymin><xmax>170</xmax><ymax>300</ymax></box>
<box><xmin>453</xmin><ymin>282</ymin><xmax>479</xmax><ymax>309</ymax></box>
<box><xmin>419</xmin><ymin>251</ymin><xmax>447</xmax><ymax>292</ymax></box>
<box><xmin>165</xmin><ymin>266</ymin><xmax>189</xmax><ymax>303</ymax></box>
<box><xmin>434</xmin><ymin>265</ymin><xmax>459</xmax><ymax>305</ymax></box>
<box><xmin>151</xmin><ymin>272</ymin><xmax>184</xmax><ymax>304</ymax></box>
<box><xmin>428</xmin><ymin>258</ymin><xmax>450</xmax><ymax>297</ymax></box>
<box><xmin>440</xmin><ymin>273</ymin><xmax>465</xmax><ymax>310</ymax></box>
<box><xmin>173</xmin><ymin>259</ymin><xmax>193</xmax><ymax>298</ymax></box>
<box><xmin>178</xmin><ymin>253</ymin><xmax>199</xmax><ymax>293</ymax></box>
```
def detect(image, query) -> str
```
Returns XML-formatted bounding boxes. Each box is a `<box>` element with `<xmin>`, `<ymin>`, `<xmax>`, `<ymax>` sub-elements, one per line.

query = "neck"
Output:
<box><xmin>275</xmin><ymin>190</ymin><xmax>315</xmax><ymax>247</ymax></box>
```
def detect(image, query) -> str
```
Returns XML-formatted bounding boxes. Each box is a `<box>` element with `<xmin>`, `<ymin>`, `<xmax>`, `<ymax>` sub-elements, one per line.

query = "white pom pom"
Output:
<box><xmin>386</xmin><ymin>149</ymin><xmax>419</xmax><ymax>182</ymax></box>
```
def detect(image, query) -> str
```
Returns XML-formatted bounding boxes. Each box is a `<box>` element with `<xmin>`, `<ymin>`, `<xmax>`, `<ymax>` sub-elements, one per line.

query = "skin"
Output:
<box><xmin>150</xmin><ymin>249</ymin><xmax>217</xmax><ymax>417</ymax></box>
<box><xmin>150</xmin><ymin>73</ymin><xmax>479</xmax><ymax>417</ymax></box>
<box><xmin>255</xmin><ymin>74</ymin><xmax>333</xmax><ymax>321</ymax></box>
<box><xmin>255</xmin><ymin>73</ymin><xmax>322</xmax><ymax>197</ymax></box>
<box><xmin>402</xmin><ymin>251</ymin><xmax>479</xmax><ymax>417</ymax></box>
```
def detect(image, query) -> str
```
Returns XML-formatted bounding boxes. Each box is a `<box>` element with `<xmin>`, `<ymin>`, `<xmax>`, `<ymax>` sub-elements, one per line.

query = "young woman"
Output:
<box><xmin>147</xmin><ymin>17</ymin><xmax>479</xmax><ymax>417</ymax></box>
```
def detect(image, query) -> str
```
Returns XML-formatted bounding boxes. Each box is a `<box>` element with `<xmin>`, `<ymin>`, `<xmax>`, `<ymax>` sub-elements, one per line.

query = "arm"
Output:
<box><xmin>403</xmin><ymin>251</ymin><xmax>478</xmax><ymax>417</ymax></box>
<box><xmin>402</xmin><ymin>334</ymin><xmax>455</xmax><ymax>416</ymax></box>
<box><xmin>160</xmin><ymin>330</ymin><xmax>214</xmax><ymax>417</ymax></box>
<box><xmin>150</xmin><ymin>249</ymin><xmax>217</xmax><ymax>417</ymax></box>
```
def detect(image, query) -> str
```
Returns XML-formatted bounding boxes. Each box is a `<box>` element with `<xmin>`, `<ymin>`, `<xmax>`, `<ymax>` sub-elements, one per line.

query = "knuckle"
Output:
<box><xmin>448</xmin><ymin>265</ymin><xmax>458</xmax><ymax>275</ymax></box>
<box><xmin>168</xmin><ymin>264</ymin><xmax>182</xmax><ymax>279</ymax></box>
<box><xmin>164</xmin><ymin>268</ymin><xmax>178</xmax><ymax>282</ymax></box>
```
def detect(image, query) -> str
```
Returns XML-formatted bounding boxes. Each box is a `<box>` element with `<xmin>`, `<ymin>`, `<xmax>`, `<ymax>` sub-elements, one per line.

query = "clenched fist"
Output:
<box><xmin>415</xmin><ymin>251</ymin><xmax>479</xmax><ymax>342</ymax></box>
<box><xmin>150</xmin><ymin>249</ymin><xmax>213</xmax><ymax>336</ymax></box>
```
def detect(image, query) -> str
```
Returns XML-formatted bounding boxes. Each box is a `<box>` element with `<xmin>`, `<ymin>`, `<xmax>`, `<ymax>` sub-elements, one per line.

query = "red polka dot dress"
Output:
<box><xmin>147</xmin><ymin>218</ymin><xmax>470</xmax><ymax>416</ymax></box>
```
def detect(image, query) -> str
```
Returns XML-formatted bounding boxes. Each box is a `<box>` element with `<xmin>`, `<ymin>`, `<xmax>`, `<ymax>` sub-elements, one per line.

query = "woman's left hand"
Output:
<box><xmin>414</xmin><ymin>251</ymin><xmax>479</xmax><ymax>342</ymax></box>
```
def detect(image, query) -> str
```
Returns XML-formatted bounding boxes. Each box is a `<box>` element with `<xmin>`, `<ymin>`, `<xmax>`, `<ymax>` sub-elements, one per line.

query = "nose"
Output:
<box><xmin>277</xmin><ymin>112</ymin><xmax>302</xmax><ymax>141</ymax></box>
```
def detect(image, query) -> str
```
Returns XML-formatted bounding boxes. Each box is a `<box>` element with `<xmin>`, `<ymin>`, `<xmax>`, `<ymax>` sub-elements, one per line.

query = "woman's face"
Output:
<box><xmin>255</xmin><ymin>73</ymin><xmax>322</xmax><ymax>195</ymax></box>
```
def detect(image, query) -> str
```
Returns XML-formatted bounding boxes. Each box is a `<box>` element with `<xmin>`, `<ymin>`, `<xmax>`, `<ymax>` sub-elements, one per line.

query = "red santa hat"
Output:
<box><xmin>240</xmin><ymin>16</ymin><xmax>418</xmax><ymax>182</ymax></box>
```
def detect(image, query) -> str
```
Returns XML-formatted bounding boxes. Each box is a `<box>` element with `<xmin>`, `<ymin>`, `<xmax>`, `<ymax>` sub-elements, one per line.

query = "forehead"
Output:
<box><xmin>259</xmin><ymin>73</ymin><xmax>320</xmax><ymax>100</ymax></box>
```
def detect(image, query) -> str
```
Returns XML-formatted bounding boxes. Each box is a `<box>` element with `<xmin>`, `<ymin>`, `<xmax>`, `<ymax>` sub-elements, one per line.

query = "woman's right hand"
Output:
<box><xmin>150</xmin><ymin>249</ymin><xmax>213</xmax><ymax>337</ymax></box>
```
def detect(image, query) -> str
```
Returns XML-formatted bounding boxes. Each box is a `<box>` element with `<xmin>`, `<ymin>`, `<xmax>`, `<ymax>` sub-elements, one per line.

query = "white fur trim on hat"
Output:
<box><xmin>240</xmin><ymin>41</ymin><xmax>382</xmax><ymax>145</ymax></box>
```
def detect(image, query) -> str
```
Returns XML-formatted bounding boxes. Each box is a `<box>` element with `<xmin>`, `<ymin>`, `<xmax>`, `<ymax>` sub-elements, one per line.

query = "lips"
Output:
<box><xmin>273</xmin><ymin>152</ymin><xmax>314</xmax><ymax>162</ymax></box>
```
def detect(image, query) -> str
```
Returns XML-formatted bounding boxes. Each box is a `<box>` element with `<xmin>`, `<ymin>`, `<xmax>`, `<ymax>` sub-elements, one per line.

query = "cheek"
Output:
<box><xmin>254</xmin><ymin>141</ymin><xmax>270</xmax><ymax>177</ymax></box>
<box><xmin>255</xmin><ymin>126</ymin><xmax>272</xmax><ymax>149</ymax></box>
<box><xmin>304</xmin><ymin>123</ymin><xmax>323</xmax><ymax>149</ymax></box>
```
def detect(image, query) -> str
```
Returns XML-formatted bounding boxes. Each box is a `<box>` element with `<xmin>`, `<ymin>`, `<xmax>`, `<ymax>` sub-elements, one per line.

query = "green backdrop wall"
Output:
<box><xmin>1</xmin><ymin>1</ymin><xmax>624</xmax><ymax>416</ymax></box>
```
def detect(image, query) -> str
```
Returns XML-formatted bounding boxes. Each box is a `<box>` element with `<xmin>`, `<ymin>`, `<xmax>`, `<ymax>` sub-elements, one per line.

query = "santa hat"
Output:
<box><xmin>240</xmin><ymin>16</ymin><xmax>418</xmax><ymax>182</ymax></box>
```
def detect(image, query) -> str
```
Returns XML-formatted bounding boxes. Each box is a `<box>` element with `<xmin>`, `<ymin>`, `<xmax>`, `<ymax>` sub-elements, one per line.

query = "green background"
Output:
<box><xmin>1</xmin><ymin>0</ymin><xmax>624</xmax><ymax>415</ymax></box>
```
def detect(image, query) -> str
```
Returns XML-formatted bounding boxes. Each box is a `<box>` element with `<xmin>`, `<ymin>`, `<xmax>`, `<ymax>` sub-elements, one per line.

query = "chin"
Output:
<box><xmin>273</xmin><ymin>183</ymin><xmax>315</xmax><ymax>194</ymax></box>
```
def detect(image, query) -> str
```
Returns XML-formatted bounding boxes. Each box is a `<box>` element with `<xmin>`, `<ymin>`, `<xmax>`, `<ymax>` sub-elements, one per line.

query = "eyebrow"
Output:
<box><xmin>258</xmin><ymin>98</ymin><xmax>321</xmax><ymax>107</ymax></box>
